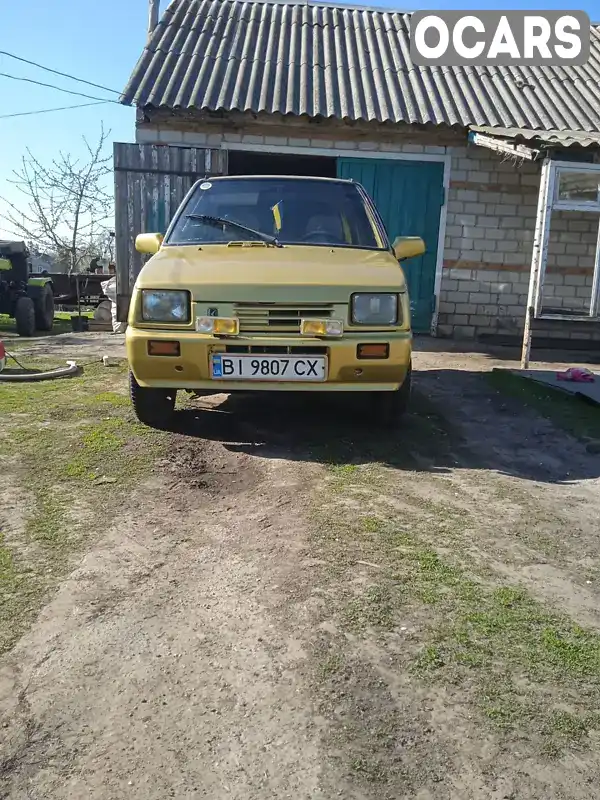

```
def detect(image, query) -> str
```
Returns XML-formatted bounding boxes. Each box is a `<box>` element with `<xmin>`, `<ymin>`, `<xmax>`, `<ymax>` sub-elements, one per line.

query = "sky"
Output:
<box><xmin>1</xmin><ymin>0</ymin><xmax>597</xmax><ymax>238</ymax></box>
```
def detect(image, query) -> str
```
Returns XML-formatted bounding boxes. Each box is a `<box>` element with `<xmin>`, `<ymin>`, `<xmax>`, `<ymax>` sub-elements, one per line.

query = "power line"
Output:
<box><xmin>0</xmin><ymin>72</ymin><xmax>122</xmax><ymax>104</ymax></box>
<box><xmin>0</xmin><ymin>101</ymin><xmax>112</xmax><ymax>120</ymax></box>
<box><xmin>0</xmin><ymin>50</ymin><xmax>122</xmax><ymax>96</ymax></box>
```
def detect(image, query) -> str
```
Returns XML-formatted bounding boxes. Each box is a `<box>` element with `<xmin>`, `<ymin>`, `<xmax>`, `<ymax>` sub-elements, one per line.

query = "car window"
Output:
<box><xmin>167</xmin><ymin>178</ymin><xmax>383</xmax><ymax>249</ymax></box>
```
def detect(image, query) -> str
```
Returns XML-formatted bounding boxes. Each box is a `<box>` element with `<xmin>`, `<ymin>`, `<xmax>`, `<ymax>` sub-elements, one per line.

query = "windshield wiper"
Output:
<box><xmin>186</xmin><ymin>214</ymin><xmax>282</xmax><ymax>247</ymax></box>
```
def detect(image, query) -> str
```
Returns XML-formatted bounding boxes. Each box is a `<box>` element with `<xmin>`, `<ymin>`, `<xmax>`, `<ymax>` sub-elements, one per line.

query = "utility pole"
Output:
<box><xmin>148</xmin><ymin>0</ymin><xmax>159</xmax><ymax>39</ymax></box>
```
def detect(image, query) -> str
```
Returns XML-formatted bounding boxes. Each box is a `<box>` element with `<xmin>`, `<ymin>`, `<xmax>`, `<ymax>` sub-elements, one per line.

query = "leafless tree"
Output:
<box><xmin>1</xmin><ymin>127</ymin><xmax>113</xmax><ymax>274</ymax></box>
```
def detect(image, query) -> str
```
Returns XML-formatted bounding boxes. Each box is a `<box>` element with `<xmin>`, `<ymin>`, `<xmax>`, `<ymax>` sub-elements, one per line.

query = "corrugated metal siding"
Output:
<box><xmin>470</xmin><ymin>126</ymin><xmax>600</xmax><ymax>149</ymax></box>
<box><xmin>113</xmin><ymin>142</ymin><xmax>227</xmax><ymax>319</ymax></box>
<box><xmin>122</xmin><ymin>1</ymin><xmax>600</xmax><ymax>131</ymax></box>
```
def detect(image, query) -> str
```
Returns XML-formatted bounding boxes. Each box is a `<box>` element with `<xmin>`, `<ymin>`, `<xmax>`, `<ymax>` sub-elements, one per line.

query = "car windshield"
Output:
<box><xmin>166</xmin><ymin>178</ymin><xmax>383</xmax><ymax>249</ymax></box>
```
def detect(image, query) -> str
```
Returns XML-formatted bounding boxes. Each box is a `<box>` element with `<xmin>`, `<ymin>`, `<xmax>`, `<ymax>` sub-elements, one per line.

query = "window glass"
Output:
<box><xmin>167</xmin><ymin>178</ymin><xmax>382</xmax><ymax>249</ymax></box>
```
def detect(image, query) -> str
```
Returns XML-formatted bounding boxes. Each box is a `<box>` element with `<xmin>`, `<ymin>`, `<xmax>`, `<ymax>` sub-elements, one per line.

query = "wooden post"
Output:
<box><xmin>521</xmin><ymin>159</ymin><xmax>553</xmax><ymax>369</ymax></box>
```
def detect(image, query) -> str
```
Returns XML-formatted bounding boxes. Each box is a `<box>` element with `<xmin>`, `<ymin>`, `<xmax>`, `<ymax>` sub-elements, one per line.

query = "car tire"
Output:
<box><xmin>374</xmin><ymin>365</ymin><xmax>412</xmax><ymax>428</ymax></box>
<box><xmin>33</xmin><ymin>283</ymin><xmax>55</xmax><ymax>331</ymax></box>
<box><xmin>14</xmin><ymin>296</ymin><xmax>36</xmax><ymax>337</ymax></box>
<box><xmin>129</xmin><ymin>370</ymin><xmax>176</xmax><ymax>428</ymax></box>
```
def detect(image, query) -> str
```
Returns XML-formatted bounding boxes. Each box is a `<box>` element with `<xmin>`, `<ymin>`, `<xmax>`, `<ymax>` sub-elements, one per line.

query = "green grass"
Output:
<box><xmin>0</xmin><ymin>359</ymin><xmax>164</xmax><ymax>655</ymax></box>
<box><xmin>0</xmin><ymin>310</ymin><xmax>93</xmax><ymax>336</ymax></box>
<box><xmin>312</xmin><ymin>483</ymin><xmax>600</xmax><ymax>757</ymax></box>
<box><xmin>489</xmin><ymin>369</ymin><xmax>600</xmax><ymax>442</ymax></box>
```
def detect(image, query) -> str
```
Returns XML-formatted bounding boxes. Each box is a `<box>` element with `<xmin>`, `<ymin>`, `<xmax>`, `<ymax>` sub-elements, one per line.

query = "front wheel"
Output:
<box><xmin>373</xmin><ymin>365</ymin><xmax>412</xmax><ymax>428</ymax></box>
<box><xmin>33</xmin><ymin>283</ymin><xmax>55</xmax><ymax>331</ymax></box>
<box><xmin>129</xmin><ymin>371</ymin><xmax>176</xmax><ymax>428</ymax></box>
<box><xmin>14</xmin><ymin>296</ymin><xmax>36</xmax><ymax>337</ymax></box>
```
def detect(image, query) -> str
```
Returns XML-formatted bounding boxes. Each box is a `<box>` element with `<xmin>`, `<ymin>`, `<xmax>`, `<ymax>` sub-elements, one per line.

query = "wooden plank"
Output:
<box><xmin>113</xmin><ymin>141</ymin><xmax>227</xmax><ymax>321</ymax></box>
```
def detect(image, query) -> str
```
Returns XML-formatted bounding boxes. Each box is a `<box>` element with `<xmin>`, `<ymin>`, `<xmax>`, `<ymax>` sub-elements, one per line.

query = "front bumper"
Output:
<box><xmin>126</xmin><ymin>328</ymin><xmax>412</xmax><ymax>392</ymax></box>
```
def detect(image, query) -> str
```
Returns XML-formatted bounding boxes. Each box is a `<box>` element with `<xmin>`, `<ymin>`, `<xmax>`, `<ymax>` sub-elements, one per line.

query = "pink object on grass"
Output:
<box><xmin>556</xmin><ymin>367</ymin><xmax>595</xmax><ymax>383</ymax></box>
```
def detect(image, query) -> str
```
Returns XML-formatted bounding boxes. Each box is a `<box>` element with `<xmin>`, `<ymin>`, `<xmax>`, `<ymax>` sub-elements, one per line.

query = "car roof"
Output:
<box><xmin>201</xmin><ymin>175</ymin><xmax>355</xmax><ymax>185</ymax></box>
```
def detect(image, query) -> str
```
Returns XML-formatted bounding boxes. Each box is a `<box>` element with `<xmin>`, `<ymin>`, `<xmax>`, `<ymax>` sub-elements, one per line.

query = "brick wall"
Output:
<box><xmin>135</xmin><ymin>116</ymin><xmax>600</xmax><ymax>342</ymax></box>
<box><xmin>437</xmin><ymin>147</ymin><xmax>600</xmax><ymax>341</ymax></box>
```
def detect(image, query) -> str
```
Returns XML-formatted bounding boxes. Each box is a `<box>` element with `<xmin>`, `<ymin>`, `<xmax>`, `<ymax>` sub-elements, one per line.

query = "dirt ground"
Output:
<box><xmin>1</xmin><ymin>335</ymin><xmax>600</xmax><ymax>799</ymax></box>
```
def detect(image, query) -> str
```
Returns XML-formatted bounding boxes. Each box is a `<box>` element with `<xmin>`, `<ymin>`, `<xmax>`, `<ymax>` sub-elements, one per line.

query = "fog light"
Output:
<box><xmin>357</xmin><ymin>343</ymin><xmax>389</xmax><ymax>359</ymax></box>
<box><xmin>148</xmin><ymin>340</ymin><xmax>181</xmax><ymax>356</ymax></box>
<box><xmin>196</xmin><ymin>316</ymin><xmax>239</xmax><ymax>335</ymax></box>
<box><xmin>301</xmin><ymin>318</ymin><xmax>343</xmax><ymax>337</ymax></box>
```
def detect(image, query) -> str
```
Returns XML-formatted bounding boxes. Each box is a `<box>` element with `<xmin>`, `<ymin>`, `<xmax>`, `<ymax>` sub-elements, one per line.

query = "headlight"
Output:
<box><xmin>141</xmin><ymin>290</ymin><xmax>190</xmax><ymax>323</ymax></box>
<box><xmin>351</xmin><ymin>293</ymin><xmax>399</xmax><ymax>325</ymax></box>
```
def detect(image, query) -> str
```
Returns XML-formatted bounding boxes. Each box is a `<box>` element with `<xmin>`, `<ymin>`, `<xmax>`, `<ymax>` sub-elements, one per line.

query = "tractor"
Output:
<box><xmin>0</xmin><ymin>241</ymin><xmax>54</xmax><ymax>337</ymax></box>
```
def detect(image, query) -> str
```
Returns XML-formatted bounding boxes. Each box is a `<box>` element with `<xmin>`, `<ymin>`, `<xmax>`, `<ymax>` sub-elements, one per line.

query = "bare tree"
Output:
<box><xmin>1</xmin><ymin>127</ymin><xmax>113</xmax><ymax>274</ymax></box>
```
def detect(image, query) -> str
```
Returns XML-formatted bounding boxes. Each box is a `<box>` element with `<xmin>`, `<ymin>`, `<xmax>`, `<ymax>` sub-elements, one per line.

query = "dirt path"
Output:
<box><xmin>1</xmin><ymin>341</ymin><xmax>600</xmax><ymax>799</ymax></box>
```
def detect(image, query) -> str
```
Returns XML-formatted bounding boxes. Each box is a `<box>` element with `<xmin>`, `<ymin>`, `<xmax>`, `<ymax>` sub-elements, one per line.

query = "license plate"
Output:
<box><xmin>211</xmin><ymin>354</ymin><xmax>327</xmax><ymax>382</ymax></box>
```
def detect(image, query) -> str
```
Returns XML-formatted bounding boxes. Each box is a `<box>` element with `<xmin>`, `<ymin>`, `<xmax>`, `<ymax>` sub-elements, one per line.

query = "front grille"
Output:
<box><xmin>234</xmin><ymin>303</ymin><xmax>334</xmax><ymax>334</ymax></box>
<box><xmin>225</xmin><ymin>345</ymin><xmax>328</xmax><ymax>355</ymax></box>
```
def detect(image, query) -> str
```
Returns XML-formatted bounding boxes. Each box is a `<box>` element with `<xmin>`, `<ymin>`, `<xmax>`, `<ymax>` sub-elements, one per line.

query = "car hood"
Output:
<box><xmin>135</xmin><ymin>244</ymin><xmax>407</xmax><ymax>302</ymax></box>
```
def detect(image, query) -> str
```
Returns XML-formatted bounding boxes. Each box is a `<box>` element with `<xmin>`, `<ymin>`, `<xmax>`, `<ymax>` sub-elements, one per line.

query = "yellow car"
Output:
<box><xmin>126</xmin><ymin>175</ymin><xmax>425</xmax><ymax>427</ymax></box>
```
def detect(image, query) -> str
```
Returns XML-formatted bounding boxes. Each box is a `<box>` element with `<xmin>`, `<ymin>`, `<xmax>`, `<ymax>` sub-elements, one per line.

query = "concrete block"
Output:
<box><xmin>578</xmin><ymin>257</ymin><xmax>595</xmax><ymax>269</ymax></box>
<box><xmin>358</xmin><ymin>141</ymin><xmax>380</xmax><ymax>151</ymax></box>
<box><xmin>436</xmin><ymin>324</ymin><xmax>454</xmax><ymax>337</ymax></box>
<box><xmin>457</xmin><ymin>214</ymin><xmax>477</xmax><ymax>226</ymax></box>
<box><xmin>468</xmin><ymin>171</ymin><xmax>491</xmax><ymax>183</ymax></box>
<box><xmin>183</xmin><ymin>131</ymin><xmax>208</xmax><ymax>145</ymax></box>
<box><xmin>456</xmin><ymin>189</ymin><xmax>478</xmax><ymax>202</ymax></box>
<box><xmin>446</xmin><ymin>291</ymin><xmax>469</xmax><ymax>303</ymax></box>
<box><xmin>451</xmin><ymin>315</ymin><xmax>470</xmax><ymax>325</ymax></box>
<box><xmin>447</xmin><ymin>200</ymin><xmax>464</xmax><ymax>214</ymax></box>
<box><xmin>310</xmin><ymin>139</ymin><xmax>333</xmax><ymax>148</ymax></box>
<box><xmin>443</xmin><ymin>278</ymin><xmax>460</xmax><ymax>292</ymax></box>
<box><xmin>555</xmin><ymin>255</ymin><xmax>578</xmax><ymax>268</ymax></box>
<box><xmin>495</xmin><ymin>204</ymin><xmax>518</xmax><ymax>216</ymax></box>
<box><xmin>424</xmin><ymin>145</ymin><xmax>446</xmax><ymax>154</ymax></box>
<box><xmin>334</xmin><ymin>140</ymin><xmax>356</xmax><ymax>150</ymax></box>
<box><xmin>447</xmin><ymin>268</ymin><xmax>472</xmax><ymax>280</ymax></box>
<box><xmin>402</xmin><ymin>143</ymin><xmax>425</xmax><ymax>153</ymax></box>
<box><xmin>482</xmin><ymin>251</ymin><xmax>505</xmax><ymax>264</ymax></box>
<box><xmin>445</xmin><ymin>225</ymin><xmax>463</xmax><ymax>237</ymax></box>
<box><xmin>468</xmin><ymin>315</ymin><xmax>492</xmax><ymax>326</ymax></box>
<box><xmin>454</xmin><ymin>325</ymin><xmax>476</xmax><ymax>338</ymax></box>
<box><xmin>569</xmin><ymin>220</ymin><xmax>594</xmax><ymax>232</ymax></box>
<box><xmin>158</xmin><ymin>129</ymin><xmax>183</xmax><ymax>143</ymax></box>
<box><xmin>478</xmin><ymin>217</ymin><xmax>501</xmax><ymax>229</ymax></box>
<box><xmin>223</xmin><ymin>132</ymin><xmax>243</xmax><ymax>142</ymax></box>
<box><xmin>439</xmin><ymin>300</ymin><xmax>456</xmax><ymax>313</ymax></box>
<box><xmin>496</xmin><ymin>241</ymin><xmax>518</xmax><ymax>252</ymax></box>
<box><xmin>136</xmin><ymin>127</ymin><xmax>159</xmax><ymax>143</ymax></box>
<box><xmin>444</xmin><ymin>248</ymin><xmax>460</xmax><ymax>259</ymax></box>
<box><xmin>465</xmin><ymin>202</ymin><xmax>482</xmax><ymax>214</ymax></box>
<box><xmin>463</xmin><ymin>226</ymin><xmax>486</xmax><ymax>239</ymax></box>
<box><xmin>458</xmin><ymin>158</ymin><xmax>473</xmax><ymax>171</ymax></box>
<box><xmin>288</xmin><ymin>137</ymin><xmax>310</xmax><ymax>147</ymax></box>
<box><xmin>207</xmin><ymin>133</ymin><xmax>226</xmax><ymax>145</ymax></box>
<box><xmin>450</xmin><ymin>169</ymin><xmax>468</xmax><ymax>181</ymax></box>
<box><xmin>469</xmin><ymin>292</ymin><xmax>492</xmax><ymax>304</ymax></box>
<box><xmin>266</xmin><ymin>136</ymin><xmax>290</xmax><ymax>146</ymax></box>
<box><xmin>570</xmin><ymin>243</ymin><xmax>594</xmax><ymax>255</ymax></box>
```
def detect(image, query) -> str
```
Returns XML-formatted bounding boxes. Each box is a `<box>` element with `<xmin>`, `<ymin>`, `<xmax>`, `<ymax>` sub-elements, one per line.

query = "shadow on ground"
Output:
<box><xmin>167</xmin><ymin>368</ymin><xmax>600</xmax><ymax>485</ymax></box>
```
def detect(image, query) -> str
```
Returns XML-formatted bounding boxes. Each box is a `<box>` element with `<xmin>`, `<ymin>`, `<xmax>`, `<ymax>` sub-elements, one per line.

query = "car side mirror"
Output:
<box><xmin>392</xmin><ymin>236</ymin><xmax>426</xmax><ymax>261</ymax></box>
<box><xmin>135</xmin><ymin>233</ymin><xmax>163</xmax><ymax>255</ymax></box>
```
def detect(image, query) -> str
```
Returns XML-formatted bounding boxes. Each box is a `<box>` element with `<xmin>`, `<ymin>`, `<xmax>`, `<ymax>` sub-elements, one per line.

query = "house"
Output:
<box><xmin>117</xmin><ymin>0</ymin><xmax>600</xmax><ymax>350</ymax></box>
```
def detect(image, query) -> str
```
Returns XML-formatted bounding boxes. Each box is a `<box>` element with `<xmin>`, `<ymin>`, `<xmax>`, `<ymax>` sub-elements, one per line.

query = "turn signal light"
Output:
<box><xmin>357</xmin><ymin>343</ymin><xmax>389</xmax><ymax>359</ymax></box>
<box><xmin>148</xmin><ymin>340</ymin><xmax>181</xmax><ymax>356</ymax></box>
<box><xmin>196</xmin><ymin>316</ymin><xmax>240</xmax><ymax>335</ymax></box>
<box><xmin>301</xmin><ymin>319</ymin><xmax>343</xmax><ymax>337</ymax></box>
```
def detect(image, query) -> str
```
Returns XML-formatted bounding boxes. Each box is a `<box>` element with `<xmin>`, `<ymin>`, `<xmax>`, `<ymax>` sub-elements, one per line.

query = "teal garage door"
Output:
<box><xmin>338</xmin><ymin>158</ymin><xmax>445</xmax><ymax>333</ymax></box>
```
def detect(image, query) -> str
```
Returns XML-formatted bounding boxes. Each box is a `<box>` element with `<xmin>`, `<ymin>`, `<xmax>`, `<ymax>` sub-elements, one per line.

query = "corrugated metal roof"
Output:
<box><xmin>470</xmin><ymin>126</ymin><xmax>600</xmax><ymax>149</ymax></box>
<box><xmin>122</xmin><ymin>0</ymin><xmax>600</xmax><ymax>131</ymax></box>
